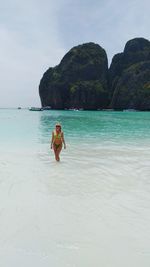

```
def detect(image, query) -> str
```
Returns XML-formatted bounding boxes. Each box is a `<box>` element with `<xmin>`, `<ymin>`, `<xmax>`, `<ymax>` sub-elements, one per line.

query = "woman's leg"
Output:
<box><xmin>55</xmin><ymin>145</ymin><xmax>62</xmax><ymax>161</ymax></box>
<box><xmin>53</xmin><ymin>146</ymin><xmax>58</xmax><ymax>161</ymax></box>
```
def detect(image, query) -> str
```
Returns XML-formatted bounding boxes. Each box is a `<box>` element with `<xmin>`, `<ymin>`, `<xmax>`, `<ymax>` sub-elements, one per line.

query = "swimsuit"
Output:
<box><xmin>53</xmin><ymin>131</ymin><xmax>62</xmax><ymax>149</ymax></box>
<box><xmin>54</xmin><ymin>131</ymin><xmax>61</xmax><ymax>140</ymax></box>
<box><xmin>54</xmin><ymin>143</ymin><xmax>61</xmax><ymax>149</ymax></box>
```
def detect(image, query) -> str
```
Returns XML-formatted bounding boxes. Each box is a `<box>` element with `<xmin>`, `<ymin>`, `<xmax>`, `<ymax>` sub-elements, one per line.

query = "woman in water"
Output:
<box><xmin>51</xmin><ymin>123</ymin><xmax>66</xmax><ymax>161</ymax></box>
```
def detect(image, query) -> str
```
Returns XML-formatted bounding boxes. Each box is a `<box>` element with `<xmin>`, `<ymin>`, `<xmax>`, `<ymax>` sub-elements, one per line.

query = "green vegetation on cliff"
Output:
<box><xmin>39</xmin><ymin>38</ymin><xmax>150</xmax><ymax>110</ymax></box>
<box><xmin>39</xmin><ymin>42</ymin><xmax>109</xmax><ymax>110</ymax></box>
<box><xmin>109</xmin><ymin>38</ymin><xmax>150</xmax><ymax>110</ymax></box>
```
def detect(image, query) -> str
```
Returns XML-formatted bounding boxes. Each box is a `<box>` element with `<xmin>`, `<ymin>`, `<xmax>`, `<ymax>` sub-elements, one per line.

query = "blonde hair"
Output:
<box><xmin>55</xmin><ymin>122</ymin><xmax>61</xmax><ymax>130</ymax></box>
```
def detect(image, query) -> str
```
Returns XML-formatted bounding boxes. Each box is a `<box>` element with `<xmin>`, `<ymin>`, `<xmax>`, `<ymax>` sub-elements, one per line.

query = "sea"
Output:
<box><xmin>0</xmin><ymin>108</ymin><xmax>150</xmax><ymax>267</ymax></box>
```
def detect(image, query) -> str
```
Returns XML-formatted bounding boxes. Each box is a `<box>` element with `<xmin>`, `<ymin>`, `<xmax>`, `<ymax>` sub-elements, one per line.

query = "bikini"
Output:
<box><xmin>53</xmin><ymin>131</ymin><xmax>62</xmax><ymax>149</ymax></box>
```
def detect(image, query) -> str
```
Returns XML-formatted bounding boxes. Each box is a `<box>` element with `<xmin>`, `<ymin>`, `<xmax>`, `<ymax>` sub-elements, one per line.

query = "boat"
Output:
<box><xmin>123</xmin><ymin>109</ymin><xmax>137</xmax><ymax>112</ymax></box>
<box><xmin>42</xmin><ymin>106</ymin><xmax>51</xmax><ymax>110</ymax></box>
<box><xmin>29</xmin><ymin>107</ymin><xmax>43</xmax><ymax>111</ymax></box>
<box><xmin>102</xmin><ymin>108</ymin><xmax>114</xmax><ymax>111</ymax></box>
<box><xmin>68</xmin><ymin>107</ymin><xmax>82</xmax><ymax>111</ymax></box>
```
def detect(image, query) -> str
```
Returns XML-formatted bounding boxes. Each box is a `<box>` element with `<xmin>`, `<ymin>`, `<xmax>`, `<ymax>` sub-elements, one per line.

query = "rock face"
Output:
<box><xmin>109</xmin><ymin>38</ymin><xmax>150</xmax><ymax>110</ymax></box>
<box><xmin>39</xmin><ymin>43</ymin><xmax>109</xmax><ymax>110</ymax></box>
<box><xmin>39</xmin><ymin>38</ymin><xmax>150</xmax><ymax>110</ymax></box>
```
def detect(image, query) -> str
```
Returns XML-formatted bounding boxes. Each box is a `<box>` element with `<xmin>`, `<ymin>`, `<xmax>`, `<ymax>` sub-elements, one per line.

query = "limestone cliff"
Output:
<box><xmin>109</xmin><ymin>38</ymin><xmax>150</xmax><ymax>110</ymax></box>
<box><xmin>39</xmin><ymin>42</ymin><xmax>109</xmax><ymax>110</ymax></box>
<box><xmin>39</xmin><ymin>38</ymin><xmax>150</xmax><ymax>110</ymax></box>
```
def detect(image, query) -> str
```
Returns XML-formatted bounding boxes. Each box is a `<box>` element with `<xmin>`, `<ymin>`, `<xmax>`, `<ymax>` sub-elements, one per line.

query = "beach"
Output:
<box><xmin>0</xmin><ymin>109</ymin><xmax>150</xmax><ymax>266</ymax></box>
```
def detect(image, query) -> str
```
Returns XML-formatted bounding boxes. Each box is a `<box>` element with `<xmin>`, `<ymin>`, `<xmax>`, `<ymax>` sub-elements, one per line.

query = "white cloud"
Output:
<box><xmin>0</xmin><ymin>0</ymin><xmax>66</xmax><ymax>107</ymax></box>
<box><xmin>0</xmin><ymin>0</ymin><xmax>149</xmax><ymax>107</ymax></box>
<box><xmin>57</xmin><ymin>0</ymin><xmax>150</xmax><ymax>62</ymax></box>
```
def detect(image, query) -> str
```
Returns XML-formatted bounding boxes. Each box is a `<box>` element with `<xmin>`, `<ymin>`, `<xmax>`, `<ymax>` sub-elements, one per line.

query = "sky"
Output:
<box><xmin>0</xmin><ymin>0</ymin><xmax>149</xmax><ymax>107</ymax></box>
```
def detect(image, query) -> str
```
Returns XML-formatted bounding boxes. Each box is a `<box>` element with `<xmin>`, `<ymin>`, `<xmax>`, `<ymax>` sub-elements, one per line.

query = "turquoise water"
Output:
<box><xmin>1</xmin><ymin>109</ymin><xmax>150</xmax><ymax>144</ymax></box>
<box><xmin>0</xmin><ymin>109</ymin><xmax>150</xmax><ymax>267</ymax></box>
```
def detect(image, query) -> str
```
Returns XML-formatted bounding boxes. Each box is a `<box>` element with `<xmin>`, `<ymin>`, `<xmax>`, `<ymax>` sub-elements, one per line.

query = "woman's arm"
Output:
<box><xmin>51</xmin><ymin>131</ymin><xmax>54</xmax><ymax>149</ymax></box>
<box><xmin>61</xmin><ymin>132</ymin><xmax>66</xmax><ymax>149</ymax></box>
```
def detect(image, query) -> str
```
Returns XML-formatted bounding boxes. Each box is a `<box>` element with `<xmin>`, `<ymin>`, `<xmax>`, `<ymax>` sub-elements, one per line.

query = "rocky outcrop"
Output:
<box><xmin>39</xmin><ymin>42</ymin><xmax>109</xmax><ymax>110</ymax></box>
<box><xmin>39</xmin><ymin>38</ymin><xmax>150</xmax><ymax>110</ymax></box>
<box><xmin>109</xmin><ymin>38</ymin><xmax>150</xmax><ymax>110</ymax></box>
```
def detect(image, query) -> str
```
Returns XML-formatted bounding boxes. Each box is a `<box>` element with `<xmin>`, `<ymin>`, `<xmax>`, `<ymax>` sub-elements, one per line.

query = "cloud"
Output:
<box><xmin>0</xmin><ymin>0</ymin><xmax>149</xmax><ymax>107</ymax></box>
<box><xmin>0</xmin><ymin>0</ymin><xmax>66</xmax><ymax>107</ymax></box>
<box><xmin>57</xmin><ymin>0</ymin><xmax>150</xmax><ymax>62</ymax></box>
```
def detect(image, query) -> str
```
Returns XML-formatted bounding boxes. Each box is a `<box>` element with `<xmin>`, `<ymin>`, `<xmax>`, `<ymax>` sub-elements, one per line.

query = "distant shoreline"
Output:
<box><xmin>0</xmin><ymin>107</ymin><xmax>150</xmax><ymax>112</ymax></box>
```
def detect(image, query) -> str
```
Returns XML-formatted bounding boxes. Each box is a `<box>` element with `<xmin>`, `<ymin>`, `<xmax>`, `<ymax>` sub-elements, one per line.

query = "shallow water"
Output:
<box><xmin>0</xmin><ymin>109</ymin><xmax>150</xmax><ymax>267</ymax></box>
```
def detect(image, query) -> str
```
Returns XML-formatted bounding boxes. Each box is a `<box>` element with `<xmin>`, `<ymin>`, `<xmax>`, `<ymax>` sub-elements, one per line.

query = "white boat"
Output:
<box><xmin>102</xmin><ymin>109</ymin><xmax>114</xmax><ymax>111</ymax></box>
<box><xmin>29</xmin><ymin>107</ymin><xmax>43</xmax><ymax>111</ymax></box>
<box><xmin>42</xmin><ymin>106</ymin><xmax>51</xmax><ymax>110</ymax></box>
<box><xmin>123</xmin><ymin>109</ymin><xmax>137</xmax><ymax>112</ymax></box>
